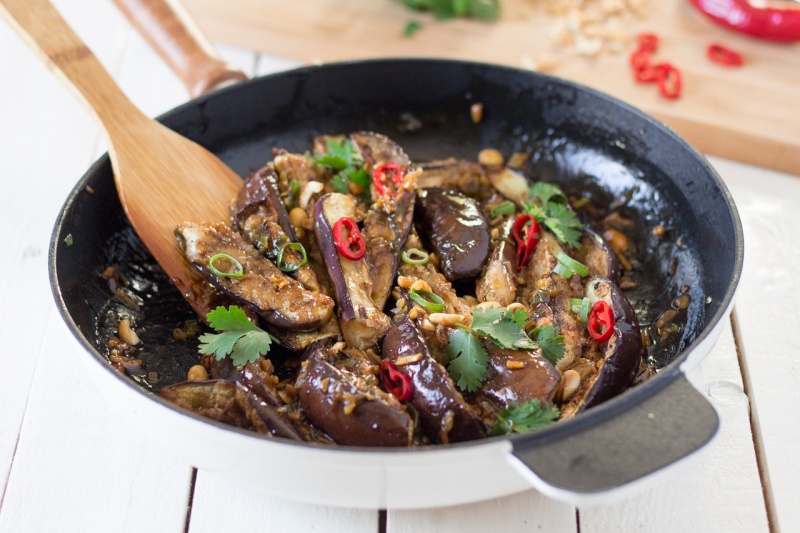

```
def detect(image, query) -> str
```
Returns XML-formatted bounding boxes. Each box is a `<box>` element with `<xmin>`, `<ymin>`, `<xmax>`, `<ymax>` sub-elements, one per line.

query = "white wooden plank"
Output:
<box><xmin>711</xmin><ymin>155</ymin><xmax>800</xmax><ymax>532</ymax></box>
<box><xmin>188</xmin><ymin>470</ymin><xmax>378</xmax><ymax>533</ymax></box>
<box><xmin>0</xmin><ymin>309</ymin><xmax>193</xmax><ymax>532</ymax></box>
<box><xmin>387</xmin><ymin>491</ymin><xmax>575</xmax><ymax>533</ymax></box>
<box><xmin>0</xmin><ymin>0</ymin><xmax>134</xmax><ymax>493</ymax></box>
<box><xmin>579</xmin><ymin>319</ymin><xmax>769</xmax><ymax>532</ymax></box>
<box><xmin>255</xmin><ymin>54</ymin><xmax>303</xmax><ymax>77</ymax></box>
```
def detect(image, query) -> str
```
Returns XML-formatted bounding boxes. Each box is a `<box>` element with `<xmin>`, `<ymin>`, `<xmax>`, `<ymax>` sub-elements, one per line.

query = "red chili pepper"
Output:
<box><xmin>637</xmin><ymin>32</ymin><xmax>660</xmax><ymax>52</ymax></box>
<box><xmin>707</xmin><ymin>43</ymin><xmax>744</xmax><ymax>66</ymax></box>
<box><xmin>587</xmin><ymin>300</ymin><xmax>615</xmax><ymax>343</ymax></box>
<box><xmin>372</xmin><ymin>162</ymin><xmax>404</xmax><ymax>197</ymax></box>
<box><xmin>512</xmin><ymin>214</ymin><xmax>540</xmax><ymax>270</ymax></box>
<box><xmin>629</xmin><ymin>47</ymin><xmax>653</xmax><ymax>72</ymax></box>
<box><xmin>380</xmin><ymin>360</ymin><xmax>413</xmax><ymax>401</ymax></box>
<box><xmin>689</xmin><ymin>0</ymin><xmax>800</xmax><ymax>43</ymax></box>
<box><xmin>657</xmin><ymin>63</ymin><xmax>682</xmax><ymax>100</ymax></box>
<box><xmin>332</xmin><ymin>217</ymin><xmax>366</xmax><ymax>261</ymax></box>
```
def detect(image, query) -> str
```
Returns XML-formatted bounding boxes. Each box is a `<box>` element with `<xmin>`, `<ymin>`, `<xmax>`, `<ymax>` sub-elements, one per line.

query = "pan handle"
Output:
<box><xmin>113</xmin><ymin>0</ymin><xmax>247</xmax><ymax>97</ymax></box>
<box><xmin>507</xmin><ymin>373</ymin><xmax>719</xmax><ymax>503</ymax></box>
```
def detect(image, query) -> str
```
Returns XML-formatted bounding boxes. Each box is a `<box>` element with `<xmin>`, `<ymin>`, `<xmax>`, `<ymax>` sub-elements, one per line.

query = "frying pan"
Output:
<box><xmin>48</xmin><ymin>2</ymin><xmax>743</xmax><ymax>510</ymax></box>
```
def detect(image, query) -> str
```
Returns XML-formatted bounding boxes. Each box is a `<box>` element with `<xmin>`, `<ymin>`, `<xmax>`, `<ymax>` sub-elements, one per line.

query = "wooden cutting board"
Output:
<box><xmin>183</xmin><ymin>0</ymin><xmax>800</xmax><ymax>176</ymax></box>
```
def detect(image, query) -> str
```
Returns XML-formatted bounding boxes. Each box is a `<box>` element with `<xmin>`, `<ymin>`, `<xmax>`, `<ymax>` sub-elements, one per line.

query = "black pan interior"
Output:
<box><xmin>52</xmin><ymin>59</ymin><xmax>741</xmax><ymax>409</ymax></box>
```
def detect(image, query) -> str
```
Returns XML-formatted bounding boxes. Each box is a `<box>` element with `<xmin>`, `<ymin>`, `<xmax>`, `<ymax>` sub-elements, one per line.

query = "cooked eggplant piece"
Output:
<box><xmin>296</xmin><ymin>342</ymin><xmax>413</xmax><ymax>446</ymax></box>
<box><xmin>363</xmin><ymin>177</ymin><xmax>416</xmax><ymax>310</ymax></box>
<box><xmin>176</xmin><ymin>222</ymin><xmax>334</xmax><ymax>331</ymax></box>
<box><xmin>235</xmin><ymin>384</ymin><xmax>304</xmax><ymax>440</ymax></box>
<box><xmin>418</xmin><ymin>159</ymin><xmax>489</xmax><ymax>198</ymax></box>
<box><xmin>480</xmin><ymin>341</ymin><xmax>561</xmax><ymax>407</ymax></box>
<box><xmin>273</xmin><ymin>148</ymin><xmax>318</xmax><ymax>193</ymax></box>
<box><xmin>476</xmin><ymin>218</ymin><xmax>517</xmax><ymax>306</ymax></box>
<box><xmin>415</xmin><ymin>187</ymin><xmax>491</xmax><ymax>282</ymax></box>
<box><xmin>382</xmin><ymin>316</ymin><xmax>487</xmax><ymax>444</ymax></box>
<box><xmin>159</xmin><ymin>380</ymin><xmax>250</xmax><ymax>428</ymax></box>
<box><xmin>518</xmin><ymin>230</ymin><xmax>586</xmax><ymax>371</ymax></box>
<box><xmin>235</xmin><ymin>164</ymin><xmax>322</xmax><ymax>292</ymax></box>
<box><xmin>573</xmin><ymin>225</ymin><xmax>621</xmax><ymax>284</ymax></box>
<box><xmin>314</xmin><ymin>193</ymin><xmax>390</xmax><ymax>349</ymax></box>
<box><xmin>560</xmin><ymin>276</ymin><xmax>643</xmax><ymax>419</ymax></box>
<box><xmin>350</xmin><ymin>131</ymin><xmax>411</xmax><ymax>167</ymax></box>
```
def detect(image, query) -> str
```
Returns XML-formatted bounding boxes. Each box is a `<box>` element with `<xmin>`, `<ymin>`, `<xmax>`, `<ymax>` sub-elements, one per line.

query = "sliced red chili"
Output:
<box><xmin>707</xmin><ymin>43</ymin><xmax>744</xmax><ymax>67</ymax></box>
<box><xmin>637</xmin><ymin>33</ymin><xmax>660</xmax><ymax>52</ymax></box>
<box><xmin>657</xmin><ymin>63</ymin><xmax>682</xmax><ymax>100</ymax></box>
<box><xmin>587</xmin><ymin>300</ymin><xmax>615</xmax><ymax>343</ymax></box>
<box><xmin>332</xmin><ymin>217</ymin><xmax>366</xmax><ymax>261</ymax></box>
<box><xmin>380</xmin><ymin>360</ymin><xmax>413</xmax><ymax>401</ymax></box>
<box><xmin>512</xmin><ymin>214</ymin><xmax>540</xmax><ymax>270</ymax></box>
<box><xmin>629</xmin><ymin>47</ymin><xmax>653</xmax><ymax>71</ymax></box>
<box><xmin>372</xmin><ymin>162</ymin><xmax>405</xmax><ymax>197</ymax></box>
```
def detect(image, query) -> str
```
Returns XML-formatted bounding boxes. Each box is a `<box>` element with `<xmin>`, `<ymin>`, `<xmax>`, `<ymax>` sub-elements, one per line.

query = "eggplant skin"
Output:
<box><xmin>562</xmin><ymin>276</ymin><xmax>643</xmax><ymax>418</ymax></box>
<box><xmin>574</xmin><ymin>226</ymin><xmax>621</xmax><ymax>284</ymax></box>
<box><xmin>414</xmin><ymin>187</ymin><xmax>491</xmax><ymax>282</ymax></box>
<box><xmin>314</xmin><ymin>193</ymin><xmax>390</xmax><ymax>349</ymax></box>
<box><xmin>382</xmin><ymin>316</ymin><xmax>487</xmax><ymax>444</ymax></box>
<box><xmin>480</xmin><ymin>341</ymin><xmax>561</xmax><ymax>407</ymax></box>
<box><xmin>296</xmin><ymin>342</ymin><xmax>413</xmax><ymax>447</ymax></box>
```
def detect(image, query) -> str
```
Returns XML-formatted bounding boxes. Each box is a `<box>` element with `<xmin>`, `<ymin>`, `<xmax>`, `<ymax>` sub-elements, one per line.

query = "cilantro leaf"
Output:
<box><xmin>443</xmin><ymin>328</ymin><xmax>489</xmax><ymax>392</ymax></box>
<box><xmin>491</xmin><ymin>399</ymin><xmax>560</xmax><ymax>435</ymax></box>
<box><xmin>470</xmin><ymin>306</ymin><xmax>505</xmax><ymax>332</ymax></box>
<box><xmin>198</xmin><ymin>306</ymin><xmax>272</xmax><ymax>367</ymax></box>
<box><xmin>543</xmin><ymin>203</ymin><xmax>583</xmax><ymax>249</ymax></box>
<box><xmin>471</xmin><ymin>306</ymin><xmax>534</xmax><ymax>350</ymax></box>
<box><xmin>531</xmin><ymin>326</ymin><xmax>566</xmax><ymax>366</ymax></box>
<box><xmin>403</xmin><ymin>20</ymin><xmax>423</xmax><ymax>37</ymax></box>
<box><xmin>530</xmin><ymin>182</ymin><xmax>567</xmax><ymax>206</ymax></box>
<box><xmin>313</xmin><ymin>138</ymin><xmax>362</xmax><ymax>170</ymax></box>
<box><xmin>523</xmin><ymin>182</ymin><xmax>583</xmax><ymax>249</ymax></box>
<box><xmin>505</xmin><ymin>307</ymin><xmax>529</xmax><ymax>328</ymax></box>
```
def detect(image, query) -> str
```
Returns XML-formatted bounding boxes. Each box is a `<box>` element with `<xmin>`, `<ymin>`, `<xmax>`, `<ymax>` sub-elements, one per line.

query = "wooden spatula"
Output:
<box><xmin>0</xmin><ymin>0</ymin><xmax>243</xmax><ymax>315</ymax></box>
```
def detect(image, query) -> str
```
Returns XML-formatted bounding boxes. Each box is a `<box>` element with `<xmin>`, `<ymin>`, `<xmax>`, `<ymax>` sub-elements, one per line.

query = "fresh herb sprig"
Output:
<box><xmin>198</xmin><ymin>306</ymin><xmax>275</xmax><ymax>367</ymax></box>
<box><xmin>491</xmin><ymin>399</ymin><xmax>560</xmax><ymax>435</ymax></box>
<box><xmin>313</xmin><ymin>138</ymin><xmax>372</xmax><ymax>204</ymax></box>
<box><xmin>530</xmin><ymin>325</ymin><xmax>566</xmax><ymax>366</ymax></box>
<box><xmin>442</xmin><ymin>306</ymin><xmax>534</xmax><ymax>392</ymax></box>
<box><xmin>522</xmin><ymin>182</ymin><xmax>583</xmax><ymax>249</ymax></box>
<box><xmin>402</xmin><ymin>0</ymin><xmax>501</xmax><ymax>22</ymax></box>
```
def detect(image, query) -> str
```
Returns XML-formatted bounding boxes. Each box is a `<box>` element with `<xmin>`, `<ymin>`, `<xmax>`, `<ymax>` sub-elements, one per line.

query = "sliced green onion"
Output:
<box><xmin>408</xmin><ymin>288</ymin><xmax>445</xmax><ymax>313</ymax></box>
<box><xmin>286</xmin><ymin>179</ymin><xmax>301</xmax><ymax>208</ymax></box>
<box><xmin>556</xmin><ymin>252</ymin><xmax>589</xmax><ymax>277</ymax></box>
<box><xmin>553</xmin><ymin>263</ymin><xmax>574</xmax><ymax>278</ymax></box>
<box><xmin>570</xmin><ymin>297</ymin><xmax>591</xmax><ymax>322</ymax></box>
<box><xmin>579</xmin><ymin>297</ymin><xmax>591</xmax><ymax>323</ymax></box>
<box><xmin>489</xmin><ymin>200</ymin><xmax>515</xmax><ymax>219</ymax></box>
<box><xmin>401</xmin><ymin>248</ymin><xmax>430</xmax><ymax>265</ymax></box>
<box><xmin>209</xmin><ymin>253</ymin><xmax>244</xmax><ymax>278</ymax></box>
<box><xmin>276</xmin><ymin>242</ymin><xmax>308</xmax><ymax>273</ymax></box>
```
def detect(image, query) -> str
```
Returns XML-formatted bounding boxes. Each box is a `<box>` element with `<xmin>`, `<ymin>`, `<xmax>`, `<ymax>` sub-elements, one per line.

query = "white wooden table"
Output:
<box><xmin>1</xmin><ymin>1</ymin><xmax>797</xmax><ymax>531</ymax></box>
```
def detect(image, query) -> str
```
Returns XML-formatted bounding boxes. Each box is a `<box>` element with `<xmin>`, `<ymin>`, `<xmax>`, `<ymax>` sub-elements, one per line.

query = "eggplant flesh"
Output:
<box><xmin>415</xmin><ymin>187</ymin><xmax>490</xmax><ymax>282</ymax></box>
<box><xmin>518</xmin><ymin>230</ymin><xmax>586</xmax><ymax>371</ymax></box>
<box><xmin>235</xmin><ymin>164</ymin><xmax>321</xmax><ymax>292</ymax></box>
<box><xmin>560</xmin><ymin>276</ymin><xmax>643</xmax><ymax>419</ymax></box>
<box><xmin>476</xmin><ymin>219</ymin><xmax>517</xmax><ymax>306</ymax></box>
<box><xmin>314</xmin><ymin>193</ymin><xmax>390</xmax><ymax>349</ymax></box>
<box><xmin>159</xmin><ymin>380</ymin><xmax>250</xmax><ymax>428</ymax></box>
<box><xmin>296</xmin><ymin>342</ymin><xmax>413</xmax><ymax>447</ymax></box>
<box><xmin>176</xmin><ymin>222</ymin><xmax>334</xmax><ymax>331</ymax></box>
<box><xmin>350</xmin><ymin>131</ymin><xmax>411</xmax><ymax>167</ymax></box>
<box><xmin>418</xmin><ymin>159</ymin><xmax>489</xmax><ymax>199</ymax></box>
<box><xmin>382</xmin><ymin>316</ymin><xmax>486</xmax><ymax>444</ymax></box>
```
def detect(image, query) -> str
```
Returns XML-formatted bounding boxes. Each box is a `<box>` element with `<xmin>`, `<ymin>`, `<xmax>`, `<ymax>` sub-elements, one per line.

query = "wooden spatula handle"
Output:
<box><xmin>0</xmin><ymin>0</ymin><xmax>144</xmax><ymax>133</ymax></box>
<box><xmin>113</xmin><ymin>0</ymin><xmax>248</xmax><ymax>97</ymax></box>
